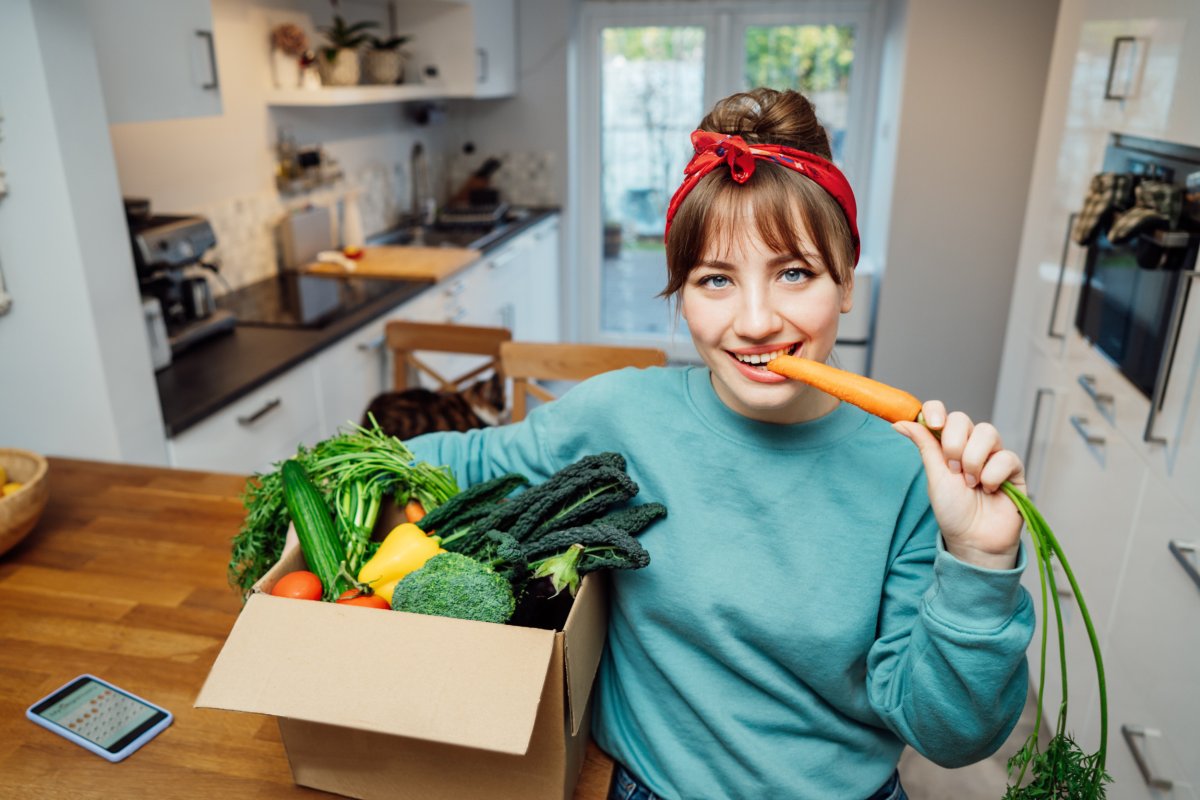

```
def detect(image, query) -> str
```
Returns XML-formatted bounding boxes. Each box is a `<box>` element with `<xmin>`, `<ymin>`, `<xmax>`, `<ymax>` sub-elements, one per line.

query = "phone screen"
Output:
<box><xmin>30</xmin><ymin>677</ymin><xmax>167</xmax><ymax>753</ymax></box>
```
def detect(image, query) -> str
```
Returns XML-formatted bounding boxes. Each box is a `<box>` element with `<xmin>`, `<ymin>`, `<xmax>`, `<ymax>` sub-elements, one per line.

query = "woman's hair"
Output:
<box><xmin>662</xmin><ymin>88</ymin><xmax>855</xmax><ymax>297</ymax></box>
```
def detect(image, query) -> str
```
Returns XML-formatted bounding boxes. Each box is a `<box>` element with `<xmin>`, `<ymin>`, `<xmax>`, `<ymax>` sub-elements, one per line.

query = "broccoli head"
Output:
<box><xmin>391</xmin><ymin>552</ymin><xmax>515</xmax><ymax>624</ymax></box>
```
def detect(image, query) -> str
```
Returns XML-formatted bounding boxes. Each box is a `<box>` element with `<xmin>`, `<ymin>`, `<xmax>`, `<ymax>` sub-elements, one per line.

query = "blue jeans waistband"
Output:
<box><xmin>607</xmin><ymin>762</ymin><xmax>907</xmax><ymax>800</ymax></box>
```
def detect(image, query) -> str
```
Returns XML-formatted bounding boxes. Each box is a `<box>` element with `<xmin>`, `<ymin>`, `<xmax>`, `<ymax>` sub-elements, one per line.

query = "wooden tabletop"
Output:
<box><xmin>0</xmin><ymin>457</ymin><xmax>614</xmax><ymax>799</ymax></box>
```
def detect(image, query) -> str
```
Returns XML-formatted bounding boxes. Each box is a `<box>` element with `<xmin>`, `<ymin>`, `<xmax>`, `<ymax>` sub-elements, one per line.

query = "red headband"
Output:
<box><xmin>663</xmin><ymin>130</ymin><xmax>860</xmax><ymax>266</ymax></box>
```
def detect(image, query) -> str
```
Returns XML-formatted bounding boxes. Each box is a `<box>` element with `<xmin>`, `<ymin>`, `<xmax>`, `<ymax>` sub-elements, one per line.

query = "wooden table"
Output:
<box><xmin>0</xmin><ymin>458</ymin><xmax>614</xmax><ymax>799</ymax></box>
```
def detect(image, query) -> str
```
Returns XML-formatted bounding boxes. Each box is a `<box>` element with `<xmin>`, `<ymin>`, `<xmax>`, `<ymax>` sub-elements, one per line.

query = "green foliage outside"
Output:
<box><xmin>744</xmin><ymin>25</ymin><xmax>855</xmax><ymax>92</ymax></box>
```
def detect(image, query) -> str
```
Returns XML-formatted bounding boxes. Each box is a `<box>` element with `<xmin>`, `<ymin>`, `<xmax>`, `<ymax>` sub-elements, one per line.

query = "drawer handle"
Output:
<box><xmin>1168</xmin><ymin>540</ymin><xmax>1200</xmax><ymax>591</ymax></box>
<box><xmin>1121</xmin><ymin>725</ymin><xmax>1174</xmax><ymax>789</ymax></box>
<box><xmin>1077</xmin><ymin>374</ymin><xmax>1114</xmax><ymax>408</ymax></box>
<box><xmin>237</xmin><ymin>398</ymin><xmax>281</xmax><ymax>426</ymax></box>
<box><xmin>1069</xmin><ymin>415</ymin><xmax>1105</xmax><ymax>447</ymax></box>
<box><xmin>195</xmin><ymin>30</ymin><xmax>219</xmax><ymax>90</ymax></box>
<box><xmin>357</xmin><ymin>334</ymin><xmax>386</xmax><ymax>352</ymax></box>
<box><xmin>446</xmin><ymin>308</ymin><xmax>467</xmax><ymax>323</ymax></box>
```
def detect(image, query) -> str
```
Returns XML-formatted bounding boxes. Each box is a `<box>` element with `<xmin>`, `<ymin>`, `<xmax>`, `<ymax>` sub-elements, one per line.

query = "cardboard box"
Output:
<box><xmin>196</xmin><ymin>532</ymin><xmax>608</xmax><ymax>800</ymax></box>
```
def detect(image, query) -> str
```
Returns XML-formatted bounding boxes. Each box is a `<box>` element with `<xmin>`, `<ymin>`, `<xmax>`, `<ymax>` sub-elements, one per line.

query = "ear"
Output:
<box><xmin>839</xmin><ymin>273</ymin><xmax>855</xmax><ymax>314</ymax></box>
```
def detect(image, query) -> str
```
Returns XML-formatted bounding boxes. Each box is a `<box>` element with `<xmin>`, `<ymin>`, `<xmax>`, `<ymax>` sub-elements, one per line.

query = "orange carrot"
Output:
<box><xmin>404</xmin><ymin>499</ymin><xmax>427</xmax><ymax>524</ymax></box>
<box><xmin>766</xmin><ymin>355</ymin><xmax>923</xmax><ymax>423</ymax></box>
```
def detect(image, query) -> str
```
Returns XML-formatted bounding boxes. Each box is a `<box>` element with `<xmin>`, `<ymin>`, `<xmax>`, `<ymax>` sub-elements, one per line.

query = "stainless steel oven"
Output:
<box><xmin>1074</xmin><ymin>134</ymin><xmax>1200</xmax><ymax>403</ymax></box>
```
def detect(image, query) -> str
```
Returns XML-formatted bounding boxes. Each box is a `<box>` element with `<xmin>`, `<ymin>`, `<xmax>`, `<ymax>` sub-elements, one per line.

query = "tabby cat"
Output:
<box><xmin>362</xmin><ymin>371</ymin><xmax>506</xmax><ymax>441</ymax></box>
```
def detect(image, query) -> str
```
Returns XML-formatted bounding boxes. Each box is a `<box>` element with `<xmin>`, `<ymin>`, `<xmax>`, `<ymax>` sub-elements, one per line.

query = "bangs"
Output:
<box><xmin>663</xmin><ymin>164</ymin><xmax>854</xmax><ymax>297</ymax></box>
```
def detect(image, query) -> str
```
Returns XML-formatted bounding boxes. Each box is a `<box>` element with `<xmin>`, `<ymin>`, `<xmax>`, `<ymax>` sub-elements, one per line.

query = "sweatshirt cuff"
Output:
<box><xmin>924</xmin><ymin>537</ymin><xmax>1029</xmax><ymax>631</ymax></box>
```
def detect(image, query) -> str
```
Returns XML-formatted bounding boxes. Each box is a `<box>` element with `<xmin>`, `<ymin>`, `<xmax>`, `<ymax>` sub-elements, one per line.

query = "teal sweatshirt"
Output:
<box><xmin>406</xmin><ymin>366</ymin><xmax>1034</xmax><ymax>800</ymax></box>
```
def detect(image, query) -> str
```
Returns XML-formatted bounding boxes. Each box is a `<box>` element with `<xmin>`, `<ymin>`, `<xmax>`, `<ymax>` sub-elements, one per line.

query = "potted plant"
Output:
<box><xmin>316</xmin><ymin>15</ymin><xmax>377</xmax><ymax>86</ymax></box>
<box><xmin>270</xmin><ymin>24</ymin><xmax>309</xmax><ymax>89</ymax></box>
<box><xmin>364</xmin><ymin>35</ymin><xmax>412</xmax><ymax>85</ymax></box>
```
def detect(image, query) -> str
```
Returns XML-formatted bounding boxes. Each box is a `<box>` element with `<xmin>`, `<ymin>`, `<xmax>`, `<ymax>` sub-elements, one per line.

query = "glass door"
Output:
<box><xmin>599</xmin><ymin>26</ymin><xmax>707</xmax><ymax>342</ymax></box>
<box><xmin>578</xmin><ymin>3</ymin><xmax>879</xmax><ymax>360</ymax></box>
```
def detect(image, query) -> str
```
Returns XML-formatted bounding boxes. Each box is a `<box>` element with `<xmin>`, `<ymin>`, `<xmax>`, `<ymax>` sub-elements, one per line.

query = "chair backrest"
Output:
<box><xmin>386</xmin><ymin>320</ymin><xmax>512</xmax><ymax>393</ymax></box>
<box><xmin>499</xmin><ymin>341</ymin><xmax>668</xmax><ymax>421</ymax></box>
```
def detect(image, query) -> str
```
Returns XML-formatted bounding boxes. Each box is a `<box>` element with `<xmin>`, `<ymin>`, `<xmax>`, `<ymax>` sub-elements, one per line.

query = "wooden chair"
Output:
<box><xmin>361</xmin><ymin>321</ymin><xmax>513</xmax><ymax>438</ymax></box>
<box><xmin>500</xmin><ymin>341</ymin><xmax>668</xmax><ymax>421</ymax></box>
<box><xmin>386</xmin><ymin>320</ymin><xmax>511</xmax><ymax>394</ymax></box>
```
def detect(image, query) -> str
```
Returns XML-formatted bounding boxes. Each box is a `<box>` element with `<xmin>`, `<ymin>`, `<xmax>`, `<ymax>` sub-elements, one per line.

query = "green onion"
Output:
<box><xmin>1002</xmin><ymin>483</ymin><xmax>1111</xmax><ymax>799</ymax></box>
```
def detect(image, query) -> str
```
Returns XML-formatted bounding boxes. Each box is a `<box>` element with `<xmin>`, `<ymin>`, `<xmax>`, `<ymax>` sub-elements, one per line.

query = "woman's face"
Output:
<box><xmin>680</xmin><ymin>209</ymin><xmax>853</xmax><ymax>424</ymax></box>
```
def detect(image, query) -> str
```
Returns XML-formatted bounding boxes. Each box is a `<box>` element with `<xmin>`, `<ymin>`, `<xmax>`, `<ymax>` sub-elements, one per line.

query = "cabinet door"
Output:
<box><xmin>523</xmin><ymin>219</ymin><xmax>562</xmax><ymax>342</ymax></box>
<box><xmin>1096</xmin><ymin>478</ymin><xmax>1200</xmax><ymax>796</ymax></box>
<box><xmin>1021</xmin><ymin>378</ymin><xmax>1146</xmax><ymax>736</ymax></box>
<box><xmin>83</xmin><ymin>0</ymin><xmax>222</xmax><ymax>123</ymax></box>
<box><xmin>464</xmin><ymin>0</ymin><xmax>516</xmax><ymax>98</ymax></box>
<box><xmin>167</xmin><ymin>362</ymin><xmax>322</xmax><ymax>475</ymax></box>
<box><xmin>314</xmin><ymin>318</ymin><xmax>388</xmax><ymax>437</ymax></box>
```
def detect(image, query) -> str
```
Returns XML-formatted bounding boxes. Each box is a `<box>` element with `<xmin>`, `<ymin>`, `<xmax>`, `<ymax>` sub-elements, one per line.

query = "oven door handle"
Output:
<box><xmin>1144</xmin><ymin>270</ymin><xmax>1199</xmax><ymax>445</ymax></box>
<box><xmin>1047</xmin><ymin>212</ymin><xmax>1078</xmax><ymax>341</ymax></box>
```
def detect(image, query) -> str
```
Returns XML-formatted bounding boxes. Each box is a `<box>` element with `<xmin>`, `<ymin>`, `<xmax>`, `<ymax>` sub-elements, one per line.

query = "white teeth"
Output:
<box><xmin>734</xmin><ymin>347</ymin><xmax>791</xmax><ymax>365</ymax></box>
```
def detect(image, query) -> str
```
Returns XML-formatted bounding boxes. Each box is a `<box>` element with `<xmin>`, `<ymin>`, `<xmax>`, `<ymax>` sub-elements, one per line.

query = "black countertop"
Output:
<box><xmin>155</xmin><ymin>208</ymin><xmax>557</xmax><ymax>437</ymax></box>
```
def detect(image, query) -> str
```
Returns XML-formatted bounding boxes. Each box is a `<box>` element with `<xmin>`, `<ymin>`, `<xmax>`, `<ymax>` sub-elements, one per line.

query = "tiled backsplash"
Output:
<box><xmin>198</xmin><ymin>151</ymin><xmax>555</xmax><ymax>294</ymax></box>
<box><xmin>196</xmin><ymin>162</ymin><xmax>406</xmax><ymax>294</ymax></box>
<box><xmin>447</xmin><ymin>151</ymin><xmax>558</xmax><ymax>208</ymax></box>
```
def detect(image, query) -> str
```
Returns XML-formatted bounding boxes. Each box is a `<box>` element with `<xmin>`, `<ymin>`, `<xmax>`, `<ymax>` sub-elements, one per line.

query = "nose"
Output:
<box><xmin>731</xmin><ymin>284</ymin><xmax>783</xmax><ymax>341</ymax></box>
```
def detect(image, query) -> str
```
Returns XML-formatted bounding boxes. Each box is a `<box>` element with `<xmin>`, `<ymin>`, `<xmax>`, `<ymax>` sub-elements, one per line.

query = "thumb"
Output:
<box><xmin>892</xmin><ymin>420</ymin><xmax>952</xmax><ymax>481</ymax></box>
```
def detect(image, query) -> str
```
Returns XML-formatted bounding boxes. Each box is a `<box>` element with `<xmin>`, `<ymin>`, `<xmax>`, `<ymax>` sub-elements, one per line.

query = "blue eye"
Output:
<box><xmin>781</xmin><ymin>268</ymin><xmax>811</xmax><ymax>283</ymax></box>
<box><xmin>700</xmin><ymin>274</ymin><xmax>731</xmax><ymax>288</ymax></box>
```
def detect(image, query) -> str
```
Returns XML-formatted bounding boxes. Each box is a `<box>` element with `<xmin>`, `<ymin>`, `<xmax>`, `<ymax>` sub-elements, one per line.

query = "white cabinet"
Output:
<box><xmin>167</xmin><ymin>362</ymin><xmax>322</xmax><ymax>475</ymax></box>
<box><xmin>83</xmin><ymin>0</ymin><xmax>222</xmax><ymax>124</ymax></box>
<box><xmin>521</xmin><ymin>218</ymin><xmax>561</xmax><ymax>341</ymax></box>
<box><xmin>463</xmin><ymin>0</ymin><xmax>517</xmax><ymax>98</ymax></box>
<box><xmin>313</xmin><ymin>316</ymin><xmax>389</xmax><ymax>437</ymax></box>
<box><xmin>1098</xmin><ymin>478</ymin><xmax>1200</xmax><ymax>797</ymax></box>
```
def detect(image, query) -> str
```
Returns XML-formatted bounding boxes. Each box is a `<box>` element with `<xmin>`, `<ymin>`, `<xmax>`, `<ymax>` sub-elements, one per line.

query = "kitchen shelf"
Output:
<box><xmin>266</xmin><ymin>85</ymin><xmax>464</xmax><ymax>107</ymax></box>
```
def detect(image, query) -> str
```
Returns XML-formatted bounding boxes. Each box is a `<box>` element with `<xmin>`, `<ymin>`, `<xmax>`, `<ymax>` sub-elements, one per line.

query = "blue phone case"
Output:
<box><xmin>26</xmin><ymin>674</ymin><xmax>173</xmax><ymax>762</ymax></box>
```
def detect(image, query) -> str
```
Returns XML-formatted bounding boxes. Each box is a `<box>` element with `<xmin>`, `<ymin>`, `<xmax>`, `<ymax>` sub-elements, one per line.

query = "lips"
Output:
<box><xmin>725</xmin><ymin>343</ymin><xmax>799</xmax><ymax>383</ymax></box>
<box><xmin>727</xmin><ymin>342</ymin><xmax>800</xmax><ymax>367</ymax></box>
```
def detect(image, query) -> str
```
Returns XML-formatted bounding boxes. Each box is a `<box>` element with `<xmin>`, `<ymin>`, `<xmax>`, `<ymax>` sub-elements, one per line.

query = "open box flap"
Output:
<box><xmin>562</xmin><ymin>572</ymin><xmax>609</xmax><ymax>735</ymax></box>
<box><xmin>196</xmin><ymin>593</ymin><xmax>557</xmax><ymax>756</ymax></box>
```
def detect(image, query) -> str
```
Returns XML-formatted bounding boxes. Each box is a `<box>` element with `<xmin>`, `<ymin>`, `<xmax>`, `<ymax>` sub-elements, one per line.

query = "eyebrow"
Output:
<box><xmin>695</xmin><ymin>253</ymin><xmax>819</xmax><ymax>270</ymax></box>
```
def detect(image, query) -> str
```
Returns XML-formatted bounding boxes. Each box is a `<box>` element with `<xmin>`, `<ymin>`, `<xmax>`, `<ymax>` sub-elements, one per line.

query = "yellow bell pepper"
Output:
<box><xmin>357</xmin><ymin>523</ymin><xmax>445</xmax><ymax>604</ymax></box>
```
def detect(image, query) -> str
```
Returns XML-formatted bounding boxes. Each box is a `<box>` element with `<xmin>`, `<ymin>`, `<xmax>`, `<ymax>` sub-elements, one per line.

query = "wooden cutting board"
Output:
<box><xmin>303</xmin><ymin>245</ymin><xmax>480</xmax><ymax>282</ymax></box>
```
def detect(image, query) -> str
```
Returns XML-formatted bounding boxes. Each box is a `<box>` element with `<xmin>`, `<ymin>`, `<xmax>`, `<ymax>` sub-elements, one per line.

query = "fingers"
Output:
<box><xmin>898</xmin><ymin>404</ymin><xmax>1026</xmax><ymax>493</ymax></box>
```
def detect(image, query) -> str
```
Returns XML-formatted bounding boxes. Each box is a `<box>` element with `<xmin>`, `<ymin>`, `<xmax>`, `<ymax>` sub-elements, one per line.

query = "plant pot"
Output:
<box><xmin>271</xmin><ymin>48</ymin><xmax>303</xmax><ymax>89</ymax></box>
<box><xmin>364</xmin><ymin>49</ymin><xmax>405</xmax><ymax>85</ymax></box>
<box><xmin>317</xmin><ymin>48</ymin><xmax>361</xmax><ymax>86</ymax></box>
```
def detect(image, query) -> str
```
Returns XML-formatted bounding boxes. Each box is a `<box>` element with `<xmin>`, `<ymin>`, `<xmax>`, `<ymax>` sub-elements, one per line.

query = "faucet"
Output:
<box><xmin>410</xmin><ymin>142</ymin><xmax>434</xmax><ymax>227</ymax></box>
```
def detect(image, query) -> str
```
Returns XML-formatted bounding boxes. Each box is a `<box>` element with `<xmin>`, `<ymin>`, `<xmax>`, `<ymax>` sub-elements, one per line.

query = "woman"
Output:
<box><xmin>406</xmin><ymin>87</ymin><xmax>1033</xmax><ymax>800</ymax></box>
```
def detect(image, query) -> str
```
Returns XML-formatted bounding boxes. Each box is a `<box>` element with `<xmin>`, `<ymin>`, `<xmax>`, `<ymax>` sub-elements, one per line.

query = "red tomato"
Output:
<box><xmin>337</xmin><ymin>589</ymin><xmax>390</xmax><ymax>610</ymax></box>
<box><xmin>270</xmin><ymin>571</ymin><xmax>324</xmax><ymax>600</ymax></box>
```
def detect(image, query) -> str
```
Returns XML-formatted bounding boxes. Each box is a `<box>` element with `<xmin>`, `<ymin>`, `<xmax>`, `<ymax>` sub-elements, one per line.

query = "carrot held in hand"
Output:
<box><xmin>766</xmin><ymin>355</ymin><xmax>923</xmax><ymax>423</ymax></box>
<box><xmin>765</xmin><ymin>353</ymin><xmax>1111</xmax><ymax>798</ymax></box>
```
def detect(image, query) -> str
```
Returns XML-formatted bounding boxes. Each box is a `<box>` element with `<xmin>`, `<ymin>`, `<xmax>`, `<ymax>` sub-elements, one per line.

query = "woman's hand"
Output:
<box><xmin>892</xmin><ymin>401</ymin><xmax>1025</xmax><ymax>570</ymax></box>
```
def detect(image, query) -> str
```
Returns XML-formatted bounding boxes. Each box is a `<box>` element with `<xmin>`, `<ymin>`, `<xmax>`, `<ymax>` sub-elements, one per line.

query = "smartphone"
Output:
<box><xmin>26</xmin><ymin>674</ymin><xmax>173</xmax><ymax>762</ymax></box>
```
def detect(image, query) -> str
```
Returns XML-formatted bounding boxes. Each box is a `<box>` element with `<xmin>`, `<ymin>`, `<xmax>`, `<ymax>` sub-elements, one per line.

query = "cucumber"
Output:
<box><xmin>281</xmin><ymin>460</ymin><xmax>346</xmax><ymax>600</ymax></box>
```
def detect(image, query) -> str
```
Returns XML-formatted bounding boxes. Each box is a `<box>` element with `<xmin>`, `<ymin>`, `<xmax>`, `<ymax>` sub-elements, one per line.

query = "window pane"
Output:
<box><xmin>743</xmin><ymin>25</ymin><xmax>855</xmax><ymax>162</ymax></box>
<box><xmin>600</xmin><ymin>26</ymin><xmax>705</xmax><ymax>336</ymax></box>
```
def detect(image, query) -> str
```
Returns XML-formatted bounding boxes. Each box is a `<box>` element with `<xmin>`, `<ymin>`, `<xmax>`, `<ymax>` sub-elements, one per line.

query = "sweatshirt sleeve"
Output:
<box><xmin>865</xmin><ymin>472</ymin><xmax>1035</xmax><ymax>767</ymax></box>
<box><xmin>405</xmin><ymin>407</ymin><xmax>564</xmax><ymax>489</ymax></box>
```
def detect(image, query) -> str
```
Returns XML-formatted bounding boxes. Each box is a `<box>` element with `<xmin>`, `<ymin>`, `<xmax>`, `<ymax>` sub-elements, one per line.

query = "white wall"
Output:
<box><xmin>869</xmin><ymin>0</ymin><xmax>1060</xmax><ymax>421</ymax></box>
<box><xmin>0</xmin><ymin>0</ymin><xmax>167</xmax><ymax>464</ymax></box>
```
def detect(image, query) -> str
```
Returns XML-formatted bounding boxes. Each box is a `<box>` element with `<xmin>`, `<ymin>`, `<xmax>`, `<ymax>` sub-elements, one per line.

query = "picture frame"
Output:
<box><xmin>1105</xmin><ymin>36</ymin><xmax>1143</xmax><ymax>100</ymax></box>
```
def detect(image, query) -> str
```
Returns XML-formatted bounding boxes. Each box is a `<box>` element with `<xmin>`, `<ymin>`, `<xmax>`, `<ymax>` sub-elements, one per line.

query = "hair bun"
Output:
<box><xmin>699</xmin><ymin>88</ymin><xmax>831</xmax><ymax>160</ymax></box>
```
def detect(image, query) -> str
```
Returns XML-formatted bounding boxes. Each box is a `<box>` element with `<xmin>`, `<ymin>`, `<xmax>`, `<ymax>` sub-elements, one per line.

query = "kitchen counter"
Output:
<box><xmin>0</xmin><ymin>457</ymin><xmax>615</xmax><ymax>799</ymax></box>
<box><xmin>155</xmin><ymin>209</ymin><xmax>558</xmax><ymax>437</ymax></box>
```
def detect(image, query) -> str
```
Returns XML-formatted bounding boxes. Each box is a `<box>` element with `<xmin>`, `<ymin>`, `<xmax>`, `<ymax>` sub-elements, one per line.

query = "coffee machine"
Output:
<box><xmin>126</xmin><ymin>199</ymin><xmax>236</xmax><ymax>367</ymax></box>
